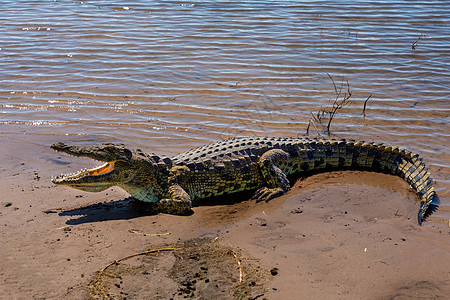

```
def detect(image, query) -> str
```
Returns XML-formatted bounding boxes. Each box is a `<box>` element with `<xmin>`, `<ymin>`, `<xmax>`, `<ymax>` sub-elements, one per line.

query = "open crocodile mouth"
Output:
<box><xmin>52</xmin><ymin>161</ymin><xmax>115</xmax><ymax>183</ymax></box>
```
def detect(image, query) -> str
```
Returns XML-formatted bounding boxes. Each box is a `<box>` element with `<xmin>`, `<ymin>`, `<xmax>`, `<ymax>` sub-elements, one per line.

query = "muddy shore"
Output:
<box><xmin>1</xmin><ymin>137</ymin><xmax>449</xmax><ymax>299</ymax></box>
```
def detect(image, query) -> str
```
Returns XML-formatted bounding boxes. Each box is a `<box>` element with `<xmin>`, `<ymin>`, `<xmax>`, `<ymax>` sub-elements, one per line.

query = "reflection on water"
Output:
<box><xmin>0</xmin><ymin>1</ymin><xmax>448</xmax><ymax>214</ymax></box>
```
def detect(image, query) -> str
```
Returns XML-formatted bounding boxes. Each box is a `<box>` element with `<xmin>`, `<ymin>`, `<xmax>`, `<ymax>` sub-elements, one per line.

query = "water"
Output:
<box><xmin>0</xmin><ymin>1</ymin><xmax>448</xmax><ymax>218</ymax></box>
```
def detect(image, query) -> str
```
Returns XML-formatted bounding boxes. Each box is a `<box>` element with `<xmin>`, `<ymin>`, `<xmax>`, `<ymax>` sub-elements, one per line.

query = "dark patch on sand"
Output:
<box><xmin>67</xmin><ymin>238</ymin><xmax>267</xmax><ymax>299</ymax></box>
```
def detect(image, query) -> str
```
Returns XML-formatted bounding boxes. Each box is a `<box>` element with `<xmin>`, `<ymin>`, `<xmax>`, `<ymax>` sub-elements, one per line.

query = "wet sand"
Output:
<box><xmin>1</xmin><ymin>138</ymin><xmax>449</xmax><ymax>299</ymax></box>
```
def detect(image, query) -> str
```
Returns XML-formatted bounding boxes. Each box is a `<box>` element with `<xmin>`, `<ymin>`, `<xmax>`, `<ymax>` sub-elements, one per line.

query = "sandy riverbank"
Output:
<box><xmin>1</xmin><ymin>137</ymin><xmax>449</xmax><ymax>299</ymax></box>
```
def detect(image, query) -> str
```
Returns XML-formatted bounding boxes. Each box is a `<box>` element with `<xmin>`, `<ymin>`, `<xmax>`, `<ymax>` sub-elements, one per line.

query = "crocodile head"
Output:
<box><xmin>51</xmin><ymin>142</ymin><xmax>172</xmax><ymax>202</ymax></box>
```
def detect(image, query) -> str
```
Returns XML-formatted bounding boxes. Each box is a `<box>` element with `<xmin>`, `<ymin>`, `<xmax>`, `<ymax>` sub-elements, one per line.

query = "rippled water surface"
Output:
<box><xmin>1</xmin><ymin>1</ymin><xmax>449</xmax><ymax>217</ymax></box>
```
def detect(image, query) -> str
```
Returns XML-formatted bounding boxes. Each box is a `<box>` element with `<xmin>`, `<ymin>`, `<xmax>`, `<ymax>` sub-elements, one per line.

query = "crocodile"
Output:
<box><xmin>51</xmin><ymin>137</ymin><xmax>439</xmax><ymax>225</ymax></box>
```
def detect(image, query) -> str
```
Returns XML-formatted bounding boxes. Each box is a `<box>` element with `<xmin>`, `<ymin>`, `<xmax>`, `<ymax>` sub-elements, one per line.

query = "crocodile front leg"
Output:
<box><xmin>156</xmin><ymin>184</ymin><xmax>193</xmax><ymax>215</ymax></box>
<box><xmin>252</xmin><ymin>149</ymin><xmax>291</xmax><ymax>202</ymax></box>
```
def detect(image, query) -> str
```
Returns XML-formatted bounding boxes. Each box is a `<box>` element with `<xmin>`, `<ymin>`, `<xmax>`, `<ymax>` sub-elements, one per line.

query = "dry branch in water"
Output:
<box><xmin>412</xmin><ymin>33</ymin><xmax>426</xmax><ymax>50</ymax></box>
<box><xmin>362</xmin><ymin>94</ymin><xmax>372</xmax><ymax>118</ymax></box>
<box><xmin>306</xmin><ymin>73</ymin><xmax>352</xmax><ymax>136</ymax></box>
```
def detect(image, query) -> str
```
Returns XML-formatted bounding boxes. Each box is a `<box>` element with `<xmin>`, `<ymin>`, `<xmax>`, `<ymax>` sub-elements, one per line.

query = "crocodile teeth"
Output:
<box><xmin>53</xmin><ymin>162</ymin><xmax>115</xmax><ymax>182</ymax></box>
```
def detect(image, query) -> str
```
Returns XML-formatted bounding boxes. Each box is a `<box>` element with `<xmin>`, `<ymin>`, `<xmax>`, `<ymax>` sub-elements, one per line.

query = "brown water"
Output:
<box><xmin>0</xmin><ymin>1</ymin><xmax>449</xmax><ymax>220</ymax></box>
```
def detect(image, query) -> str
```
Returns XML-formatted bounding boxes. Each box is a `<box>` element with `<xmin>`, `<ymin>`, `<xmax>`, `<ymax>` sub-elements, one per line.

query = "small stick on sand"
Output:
<box><xmin>99</xmin><ymin>247</ymin><xmax>179</xmax><ymax>274</ymax></box>
<box><xmin>128</xmin><ymin>229</ymin><xmax>171</xmax><ymax>237</ymax></box>
<box><xmin>231</xmin><ymin>250</ymin><xmax>243</xmax><ymax>283</ymax></box>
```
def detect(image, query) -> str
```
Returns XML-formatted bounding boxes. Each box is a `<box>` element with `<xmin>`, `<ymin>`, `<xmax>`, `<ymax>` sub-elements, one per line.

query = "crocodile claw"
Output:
<box><xmin>252</xmin><ymin>187</ymin><xmax>285</xmax><ymax>203</ymax></box>
<box><xmin>156</xmin><ymin>199</ymin><xmax>193</xmax><ymax>215</ymax></box>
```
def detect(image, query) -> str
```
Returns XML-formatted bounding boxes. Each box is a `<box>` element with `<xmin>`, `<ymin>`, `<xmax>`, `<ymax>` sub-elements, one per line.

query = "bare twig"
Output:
<box><xmin>307</xmin><ymin>74</ymin><xmax>352</xmax><ymax>136</ymax></box>
<box><xmin>327</xmin><ymin>72</ymin><xmax>338</xmax><ymax>95</ymax></box>
<box><xmin>326</xmin><ymin>78</ymin><xmax>351</xmax><ymax>135</ymax></box>
<box><xmin>231</xmin><ymin>250</ymin><xmax>243</xmax><ymax>283</ymax></box>
<box><xmin>99</xmin><ymin>247</ymin><xmax>179</xmax><ymax>274</ymax></box>
<box><xmin>128</xmin><ymin>229</ymin><xmax>171</xmax><ymax>237</ymax></box>
<box><xmin>306</xmin><ymin>120</ymin><xmax>311</xmax><ymax>136</ymax></box>
<box><xmin>362</xmin><ymin>94</ymin><xmax>372</xmax><ymax>118</ymax></box>
<box><xmin>306</xmin><ymin>112</ymin><xmax>322</xmax><ymax>136</ymax></box>
<box><xmin>412</xmin><ymin>33</ymin><xmax>426</xmax><ymax>50</ymax></box>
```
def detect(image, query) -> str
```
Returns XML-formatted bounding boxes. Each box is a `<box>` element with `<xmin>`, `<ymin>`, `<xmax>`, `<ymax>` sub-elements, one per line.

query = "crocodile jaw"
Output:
<box><xmin>52</xmin><ymin>161</ymin><xmax>116</xmax><ymax>191</ymax></box>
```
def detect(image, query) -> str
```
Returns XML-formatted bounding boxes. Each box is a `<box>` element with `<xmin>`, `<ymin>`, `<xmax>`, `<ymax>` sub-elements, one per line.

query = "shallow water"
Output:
<box><xmin>0</xmin><ymin>1</ymin><xmax>448</xmax><ymax>219</ymax></box>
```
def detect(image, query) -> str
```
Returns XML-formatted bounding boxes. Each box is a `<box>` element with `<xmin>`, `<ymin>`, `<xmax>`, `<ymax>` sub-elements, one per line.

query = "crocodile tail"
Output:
<box><xmin>343</xmin><ymin>141</ymin><xmax>439</xmax><ymax>225</ymax></box>
<box><xmin>296</xmin><ymin>139</ymin><xmax>439</xmax><ymax>224</ymax></box>
<box><xmin>391</xmin><ymin>151</ymin><xmax>439</xmax><ymax>225</ymax></box>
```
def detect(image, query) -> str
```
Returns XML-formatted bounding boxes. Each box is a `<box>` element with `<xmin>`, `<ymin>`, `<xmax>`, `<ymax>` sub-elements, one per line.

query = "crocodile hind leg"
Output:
<box><xmin>252</xmin><ymin>149</ymin><xmax>291</xmax><ymax>202</ymax></box>
<box><xmin>156</xmin><ymin>184</ymin><xmax>193</xmax><ymax>215</ymax></box>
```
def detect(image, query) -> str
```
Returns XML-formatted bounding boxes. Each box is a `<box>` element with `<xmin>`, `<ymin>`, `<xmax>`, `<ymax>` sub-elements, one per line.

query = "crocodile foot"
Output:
<box><xmin>252</xmin><ymin>187</ymin><xmax>286</xmax><ymax>203</ymax></box>
<box><xmin>156</xmin><ymin>199</ymin><xmax>193</xmax><ymax>215</ymax></box>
